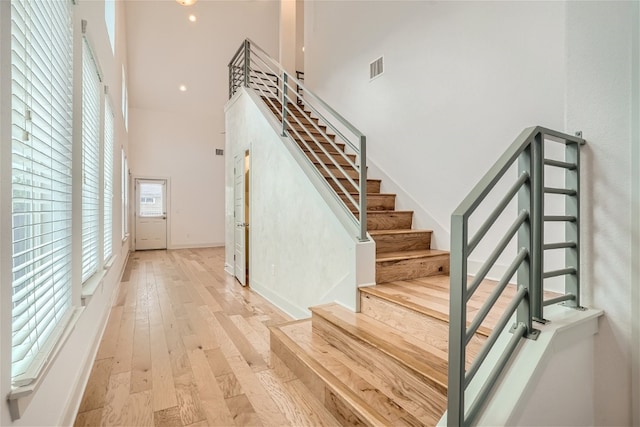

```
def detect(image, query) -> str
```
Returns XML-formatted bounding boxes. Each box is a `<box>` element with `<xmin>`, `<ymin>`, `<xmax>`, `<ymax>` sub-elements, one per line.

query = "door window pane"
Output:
<box><xmin>138</xmin><ymin>183</ymin><xmax>163</xmax><ymax>217</ymax></box>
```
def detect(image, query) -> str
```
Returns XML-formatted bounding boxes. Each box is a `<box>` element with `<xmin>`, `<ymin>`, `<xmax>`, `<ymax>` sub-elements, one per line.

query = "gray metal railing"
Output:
<box><xmin>228</xmin><ymin>39</ymin><xmax>368</xmax><ymax>242</ymax></box>
<box><xmin>447</xmin><ymin>127</ymin><xmax>585</xmax><ymax>426</ymax></box>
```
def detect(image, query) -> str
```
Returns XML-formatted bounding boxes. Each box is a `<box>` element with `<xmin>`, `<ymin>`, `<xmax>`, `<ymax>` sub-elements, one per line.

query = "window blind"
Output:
<box><xmin>10</xmin><ymin>0</ymin><xmax>74</xmax><ymax>385</ymax></box>
<box><xmin>122</xmin><ymin>150</ymin><xmax>128</xmax><ymax>239</ymax></box>
<box><xmin>104</xmin><ymin>97</ymin><xmax>114</xmax><ymax>261</ymax></box>
<box><xmin>81</xmin><ymin>38</ymin><xmax>101</xmax><ymax>283</ymax></box>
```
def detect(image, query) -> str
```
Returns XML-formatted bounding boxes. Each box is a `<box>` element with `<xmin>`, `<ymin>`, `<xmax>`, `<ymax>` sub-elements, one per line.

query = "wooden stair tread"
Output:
<box><xmin>367</xmin><ymin>209</ymin><xmax>411</xmax><ymax>214</ymax></box>
<box><xmin>270</xmin><ymin>320</ymin><xmax>398</xmax><ymax>426</ymax></box>
<box><xmin>276</xmin><ymin>320</ymin><xmax>443</xmax><ymax>426</ymax></box>
<box><xmin>311</xmin><ymin>303</ymin><xmax>449</xmax><ymax>394</ymax></box>
<box><xmin>369</xmin><ymin>229</ymin><xmax>433</xmax><ymax>236</ymax></box>
<box><xmin>376</xmin><ymin>249</ymin><xmax>449</xmax><ymax>262</ymax></box>
<box><xmin>359</xmin><ymin>281</ymin><xmax>480</xmax><ymax>336</ymax></box>
<box><xmin>360</xmin><ymin>276</ymin><xmax>542</xmax><ymax>337</ymax></box>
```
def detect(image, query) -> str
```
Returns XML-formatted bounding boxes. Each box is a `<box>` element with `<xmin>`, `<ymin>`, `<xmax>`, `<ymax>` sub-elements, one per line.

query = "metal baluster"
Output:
<box><xmin>281</xmin><ymin>74</ymin><xmax>288</xmax><ymax>137</ymax></box>
<box><xmin>516</xmin><ymin>142</ymin><xmax>539</xmax><ymax>339</ymax></box>
<box><xmin>565</xmin><ymin>141</ymin><xmax>580</xmax><ymax>308</ymax></box>
<box><xmin>530</xmin><ymin>132</ymin><xmax>544</xmax><ymax>323</ymax></box>
<box><xmin>448</xmin><ymin>214</ymin><xmax>468</xmax><ymax>427</ymax></box>
<box><xmin>359</xmin><ymin>136</ymin><xmax>367</xmax><ymax>242</ymax></box>
<box><xmin>243</xmin><ymin>39</ymin><xmax>250</xmax><ymax>88</ymax></box>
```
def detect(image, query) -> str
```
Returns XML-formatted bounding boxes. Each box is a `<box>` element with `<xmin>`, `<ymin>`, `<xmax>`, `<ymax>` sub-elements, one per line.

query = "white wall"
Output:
<box><xmin>225</xmin><ymin>89</ymin><xmax>372</xmax><ymax>318</ymax></box>
<box><xmin>127</xmin><ymin>0</ymin><xmax>280</xmax><ymax>250</ymax></box>
<box><xmin>305</xmin><ymin>1</ymin><xmax>637</xmax><ymax>425</ymax></box>
<box><xmin>565</xmin><ymin>2</ymin><xmax>636</xmax><ymax>425</ymax></box>
<box><xmin>279</xmin><ymin>0</ymin><xmax>296</xmax><ymax>74</ymax></box>
<box><xmin>0</xmin><ymin>0</ymin><xmax>131</xmax><ymax>425</ymax></box>
<box><xmin>128</xmin><ymin>108</ymin><xmax>225</xmax><ymax>248</ymax></box>
<box><xmin>631</xmin><ymin>2</ymin><xmax>640</xmax><ymax>425</ymax></box>
<box><xmin>304</xmin><ymin>1</ymin><xmax>566</xmax><ymax>274</ymax></box>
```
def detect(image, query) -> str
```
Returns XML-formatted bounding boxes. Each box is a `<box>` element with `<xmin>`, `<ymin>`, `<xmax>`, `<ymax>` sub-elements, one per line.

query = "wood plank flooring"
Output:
<box><xmin>74</xmin><ymin>248</ymin><xmax>340</xmax><ymax>427</ymax></box>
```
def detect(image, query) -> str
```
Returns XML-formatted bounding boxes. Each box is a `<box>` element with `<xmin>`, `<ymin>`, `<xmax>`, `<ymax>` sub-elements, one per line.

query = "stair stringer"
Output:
<box><xmin>438</xmin><ymin>305</ymin><xmax>604</xmax><ymax>427</ymax></box>
<box><xmin>245</xmin><ymin>88</ymin><xmax>372</xmax><ymax>245</ymax></box>
<box><xmin>224</xmin><ymin>88</ymin><xmax>374</xmax><ymax>317</ymax></box>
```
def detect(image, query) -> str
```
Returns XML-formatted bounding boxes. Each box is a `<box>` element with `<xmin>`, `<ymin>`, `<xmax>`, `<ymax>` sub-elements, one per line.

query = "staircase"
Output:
<box><xmin>231</xmin><ymin>40</ymin><xmax>587</xmax><ymax>427</ymax></box>
<box><xmin>264</xmin><ymin>101</ymin><xmax>497</xmax><ymax>425</ymax></box>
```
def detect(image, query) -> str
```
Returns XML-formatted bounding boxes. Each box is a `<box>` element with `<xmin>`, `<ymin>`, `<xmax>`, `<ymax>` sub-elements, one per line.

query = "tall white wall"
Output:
<box><xmin>305</xmin><ymin>1</ymin><xmax>637</xmax><ymax>425</ymax></box>
<box><xmin>127</xmin><ymin>1</ymin><xmax>280</xmax><ymax>250</ymax></box>
<box><xmin>0</xmin><ymin>0</ymin><xmax>131</xmax><ymax>425</ymax></box>
<box><xmin>304</xmin><ymin>1</ymin><xmax>566</xmax><ymax>275</ymax></box>
<box><xmin>565</xmin><ymin>2</ymin><xmax>636</xmax><ymax>425</ymax></box>
<box><xmin>128</xmin><ymin>108</ymin><xmax>225</xmax><ymax>248</ymax></box>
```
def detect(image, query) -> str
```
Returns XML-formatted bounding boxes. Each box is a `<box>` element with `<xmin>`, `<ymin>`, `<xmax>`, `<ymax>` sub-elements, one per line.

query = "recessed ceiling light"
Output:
<box><xmin>179</xmin><ymin>85</ymin><xmax>187</xmax><ymax>92</ymax></box>
<box><xmin>188</xmin><ymin>14</ymin><xmax>197</xmax><ymax>22</ymax></box>
<box><xmin>176</xmin><ymin>0</ymin><xmax>197</xmax><ymax>6</ymax></box>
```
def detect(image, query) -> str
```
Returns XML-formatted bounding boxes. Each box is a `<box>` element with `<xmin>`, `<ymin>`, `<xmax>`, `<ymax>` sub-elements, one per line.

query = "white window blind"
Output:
<box><xmin>104</xmin><ymin>97</ymin><xmax>114</xmax><ymax>261</ymax></box>
<box><xmin>10</xmin><ymin>0</ymin><xmax>74</xmax><ymax>385</ymax></box>
<box><xmin>122</xmin><ymin>149</ymin><xmax>128</xmax><ymax>239</ymax></box>
<box><xmin>82</xmin><ymin>38</ymin><xmax>101</xmax><ymax>283</ymax></box>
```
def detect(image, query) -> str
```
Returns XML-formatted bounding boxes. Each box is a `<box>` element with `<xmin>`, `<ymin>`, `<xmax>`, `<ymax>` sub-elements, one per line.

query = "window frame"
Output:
<box><xmin>7</xmin><ymin>0</ymin><xmax>78</xmax><ymax>395</ymax></box>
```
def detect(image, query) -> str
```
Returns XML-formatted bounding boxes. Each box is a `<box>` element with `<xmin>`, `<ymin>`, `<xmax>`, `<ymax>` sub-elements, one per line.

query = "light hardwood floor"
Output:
<box><xmin>74</xmin><ymin>247</ymin><xmax>340</xmax><ymax>427</ymax></box>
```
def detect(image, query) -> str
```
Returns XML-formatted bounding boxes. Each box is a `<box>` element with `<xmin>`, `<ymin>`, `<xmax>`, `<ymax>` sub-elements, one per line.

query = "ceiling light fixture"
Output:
<box><xmin>188</xmin><ymin>14</ymin><xmax>197</xmax><ymax>22</ymax></box>
<box><xmin>179</xmin><ymin>85</ymin><xmax>187</xmax><ymax>92</ymax></box>
<box><xmin>176</xmin><ymin>0</ymin><xmax>197</xmax><ymax>6</ymax></box>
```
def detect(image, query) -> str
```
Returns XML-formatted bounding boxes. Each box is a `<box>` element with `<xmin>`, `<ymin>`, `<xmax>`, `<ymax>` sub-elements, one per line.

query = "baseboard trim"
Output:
<box><xmin>169</xmin><ymin>242</ymin><xmax>225</xmax><ymax>250</ymax></box>
<box><xmin>249</xmin><ymin>279</ymin><xmax>310</xmax><ymax>320</ymax></box>
<box><xmin>59</xmin><ymin>249</ymin><xmax>130</xmax><ymax>427</ymax></box>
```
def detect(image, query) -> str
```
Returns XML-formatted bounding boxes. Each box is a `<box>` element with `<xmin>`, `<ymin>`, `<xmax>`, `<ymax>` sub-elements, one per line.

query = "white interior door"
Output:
<box><xmin>234</xmin><ymin>155</ymin><xmax>246</xmax><ymax>285</ymax></box>
<box><xmin>135</xmin><ymin>179</ymin><xmax>167</xmax><ymax>250</ymax></box>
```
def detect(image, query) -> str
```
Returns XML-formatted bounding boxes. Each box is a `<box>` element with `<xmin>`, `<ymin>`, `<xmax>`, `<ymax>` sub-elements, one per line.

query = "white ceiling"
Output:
<box><xmin>125</xmin><ymin>0</ymin><xmax>280</xmax><ymax>115</ymax></box>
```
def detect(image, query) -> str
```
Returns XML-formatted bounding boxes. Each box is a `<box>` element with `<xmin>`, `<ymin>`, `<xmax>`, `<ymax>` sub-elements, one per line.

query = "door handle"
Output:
<box><xmin>236</xmin><ymin>222</ymin><xmax>249</xmax><ymax>228</ymax></box>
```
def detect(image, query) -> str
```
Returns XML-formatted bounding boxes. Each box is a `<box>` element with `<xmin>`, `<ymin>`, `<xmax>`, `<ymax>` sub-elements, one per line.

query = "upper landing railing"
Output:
<box><xmin>447</xmin><ymin>127</ymin><xmax>586</xmax><ymax>426</ymax></box>
<box><xmin>228</xmin><ymin>39</ymin><xmax>368</xmax><ymax>242</ymax></box>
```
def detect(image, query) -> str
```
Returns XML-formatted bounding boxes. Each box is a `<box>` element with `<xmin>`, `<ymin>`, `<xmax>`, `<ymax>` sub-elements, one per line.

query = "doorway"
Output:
<box><xmin>234</xmin><ymin>150</ymin><xmax>250</xmax><ymax>285</ymax></box>
<box><xmin>135</xmin><ymin>178</ymin><xmax>168</xmax><ymax>250</ymax></box>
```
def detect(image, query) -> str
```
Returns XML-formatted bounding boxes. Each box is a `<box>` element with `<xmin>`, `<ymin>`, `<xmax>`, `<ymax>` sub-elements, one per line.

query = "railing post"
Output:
<box><xmin>517</xmin><ymin>144</ymin><xmax>534</xmax><ymax>335</ymax></box>
<box><xmin>228</xmin><ymin>64</ymin><xmax>232</xmax><ymax>99</ymax></box>
<box><xmin>564</xmin><ymin>141</ymin><xmax>580</xmax><ymax>307</ymax></box>
<box><xmin>448</xmin><ymin>214</ymin><xmax>467</xmax><ymax>427</ymax></box>
<box><xmin>243</xmin><ymin>39</ymin><xmax>250</xmax><ymax>88</ymax></box>
<box><xmin>281</xmin><ymin>74</ymin><xmax>288</xmax><ymax>137</ymax></box>
<box><xmin>530</xmin><ymin>132</ymin><xmax>544</xmax><ymax>322</ymax></box>
<box><xmin>359</xmin><ymin>136</ymin><xmax>367</xmax><ymax>242</ymax></box>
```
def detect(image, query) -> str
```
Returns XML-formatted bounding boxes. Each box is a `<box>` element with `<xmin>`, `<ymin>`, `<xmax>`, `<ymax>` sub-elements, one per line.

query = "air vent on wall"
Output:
<box><xmin>370</xmin><ymin>56</ymin><xmax>384</xmax><ymax>80</ymax></box>
<box><xmin>215</xmin><ymin>149</ymin><xmax>224</xmax><ymax>156</ymax></box>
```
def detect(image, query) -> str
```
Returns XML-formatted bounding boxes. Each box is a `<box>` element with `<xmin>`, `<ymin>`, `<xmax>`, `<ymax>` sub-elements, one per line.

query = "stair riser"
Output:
<box><xmin>360</xmin><ymin>293</ymin><xmax>485</xmax><ymax>367</ymax></box>
<box><xmin>320</xmin><ymin>166</ymin><xmax>360</xmax><ymax>181</ymax></box>
<box><xmin>328</xmin><ymin>179</ymin><xmax>381</xmax><ymax>194</ymax></box>
<box><xmin>367</xmin><ymin>212</ymin><xmax>413</xmax><ymax>230</ymax></box>
<box><xmin>296</xmin><ymin>138</ymin><xmax>345</xmax><ymax>153</ymax></box>
<box><xmin>270</xmin><ymin>330</ymin><xmax>375</xmax><ymax>427</ymax></box>
<box><xmin>304</xmin><ymin>150</ymin><xmax>356</xmax><ymax>167</ymax></box>
<box><xmin>311</xmin><ymin>314</ymin><xmax>447</xmax><ymax>412</ymax></box>
<box><xmin>373</xmin><ymin>231</ymin><xmax>432</xmax><ymax>254</ymax></box>
<box><xmin>287</xmin><ymin>125</ymin><xmax>335</xmax><ymax>141</ymax></box>
<box><xmin>365</xmin><ymin>195</ymin><xmax>395</xmax><ymax>211</ymax></box>
<box><xmin>376</xmin><ymin>254</ymin><xmax>450</xmax><ymax>283</ymax></box>
<box><xmin>270</xmin><ymin>331</ymin><xmax>325</xmax><ymax>398</ymax></box>
<box><xmin>341</xmin><ymin>194</ymin><xmax>395</xmax><ymax>211</ymax></box>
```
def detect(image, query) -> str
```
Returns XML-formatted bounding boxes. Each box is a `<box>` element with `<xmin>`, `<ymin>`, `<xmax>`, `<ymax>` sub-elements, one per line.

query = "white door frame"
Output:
<box><xmin>234</xmin><ymin>152</ymin><xmax>249</xmax><ymax>285</ymax></box>
<box><xmin>133</xmin><ymin>176</ymin><xmax>171</xmax><ymax>251</ymax></box>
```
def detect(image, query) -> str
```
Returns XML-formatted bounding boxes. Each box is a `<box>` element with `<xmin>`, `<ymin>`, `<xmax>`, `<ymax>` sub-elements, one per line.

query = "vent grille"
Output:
<box><xmin>370</xmin><ymin>56</ymin><xmax>384</xmax><ymax>80</ymax></box>
<box><xmin>215</xmin><ymin>149</ymin><xmax>224</xmax><ymax>156</ymax></box>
